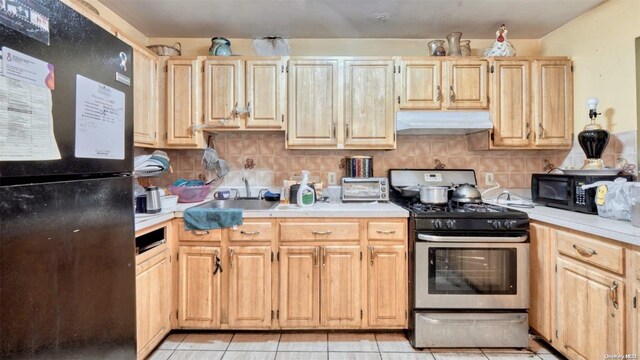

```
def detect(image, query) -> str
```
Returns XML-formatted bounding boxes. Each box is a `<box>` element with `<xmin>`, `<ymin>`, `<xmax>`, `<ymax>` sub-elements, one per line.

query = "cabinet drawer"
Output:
<box><xmin>176</xmin><ymin>219</ymin><xmax>222</xmax><ymax>241</ymax></box>
<box><xmin>280</xmin><ymin>222</ymin><xmax>360</xmax><ymax>241</ymax></box>
<box><xmin>228</xmin><ymin>222</ymin><xmax>273</xmax><ymax>242</ymax></box>
<box><xmin>368</xmin><ymin>222</ymin><xmax>405</xmax><ymax>241</ymax></box>
<box><xmin>556</xmin><ymin>229</ymin><xmax>624</xmax><ymax>275</ymax></box>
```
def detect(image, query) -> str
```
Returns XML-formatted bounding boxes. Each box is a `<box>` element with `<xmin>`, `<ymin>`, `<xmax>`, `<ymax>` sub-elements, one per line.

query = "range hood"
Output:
<box><xmin>396</xmin><ymin>111</ymin><xmax>492</xmax><ymax>135</ymax></box>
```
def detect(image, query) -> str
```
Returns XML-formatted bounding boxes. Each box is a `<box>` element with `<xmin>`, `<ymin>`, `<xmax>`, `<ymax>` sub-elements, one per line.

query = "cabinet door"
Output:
<box><xmin>367</xmin><ymin>245</ymin><xmax>406</xmax><ymax>327</ymax></box>
<box><xmin>287</xmin><ymin>59</ymin><xmax>340</xmax><ymax>147</ymax></box>
<box><xmin>533</xmin><ymin>60</ymin><xmax>573</xmax><ymax>147</ymax></box>
<box><xmin>321</xmin><ymin>246</ymin><xmax>362</xmax><ymax>327</ymax></box>
<box><xmin>133</xmin><ymin>48</ymin><xmax>158</xmax><ymax>147</ymax></box>
<box><xmin>167</xmin><ymin>59</ymin><xmax>202</xmax><ymax>147</ymax></box>
<box><xmin>136</xmin><ymin>249</ymin><xmax>170</xmax><ymax>359</ymax></box>
<box><xmin>443</xmin><ymin>60</ymin><xmax>488</xmax><ymax>109</ymax></box>
<box><xmin>279</xmin><ymin>246</ymin><xmax>320</xmax><ymax>327</ymax></box>
<box><xmin>491</xmin><ymin>60</ymin><xmax>531</xmax><ymax>147</ymax></box>
<box><xmin>178</xmin><ymin>246</ymin><xmax>221</xmax><ymax>328</ymax></box>
<box><xmin>246</xmin><ymin>59</ymin><xmax>286</xmax><ymax>129</ymax></box>
<box><xmin>556</xmin><ymin>258</ymin><xmax>625</xmax><ymax>359</ymax></box>
<box><xmin>529</xmin><ymin>222</ymin><xmax>553</xmax><ymax>341</ymax></box>
<box><xmin>344</xmin><ymin>59</ymin><xmax>395</xmax><ymax>149</ymax></box>
<box><xmin>398</xmin><ymin>59</ymin><xmax>442</xmax><ymax>110</ymax></box>
<box><xmin>228</xmin><ymin>246</ymin><xmax>272</xmax><ymax>328</ymax></box>
<box><xmin>203</xmin><ymin>59</ymin><xmax>242</xmax><ymax>128</ymax></box>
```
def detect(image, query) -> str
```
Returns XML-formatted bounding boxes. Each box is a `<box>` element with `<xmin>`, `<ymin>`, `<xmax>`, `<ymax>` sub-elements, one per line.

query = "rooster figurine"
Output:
<box><xmin>483</xmin><ymin>24</ymin><xmax>516</xmax><ymax>57</ymax></box>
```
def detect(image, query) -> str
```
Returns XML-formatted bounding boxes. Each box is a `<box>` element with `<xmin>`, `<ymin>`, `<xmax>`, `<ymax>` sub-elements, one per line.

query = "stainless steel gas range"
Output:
<box><xmin>389</xmin><ymin>169</ymin><xmax>530</xmax><ymax>348</ymax></box>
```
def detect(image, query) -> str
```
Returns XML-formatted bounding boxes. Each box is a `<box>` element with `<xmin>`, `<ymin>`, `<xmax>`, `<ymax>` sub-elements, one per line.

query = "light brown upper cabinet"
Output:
<box><xmin>397</xmin><ymin>58</ymin><xmax>488</xmax><ymax>111</ymax></box>
<box><xmin>468</xmin><ymin>57</ymin><xmax>573</xmax><ymax>150</ymax></box>
<box><xmin>491</xmin><ymin>60</ymin><xmax>531</xmax><ymax>147</ymax></box>
<box><xmin>166</xmin><ymin>58</ymin><xmax>204</xmax><ymax>148</ymax></box>
<box><xmin>344</xmin><ymin>60</ymin><xmax>395</xmax><ymax>149</ymax></box>
<box><xmin>532</xmin><ymin>59</ymin><xmax>573</xmax><ymax>148</ymax></box>
<box><xmin>132</xmin><ymin>45</ymin><xmax>159</xmax><ymax>147</ymax></box>
<box><xmin>203</xmin><ymin>57</ymin><xmax>286</xmax><ymax>131</ymax></box>
<box><xmin>287</xmin><ymin>58</ymin><xmax>340</xmax><ymax>148</ymax></box>
<box><xmin>287</xmin><ymin>57</ymin><xmax>395</xmax><ymax>150</ymax></box>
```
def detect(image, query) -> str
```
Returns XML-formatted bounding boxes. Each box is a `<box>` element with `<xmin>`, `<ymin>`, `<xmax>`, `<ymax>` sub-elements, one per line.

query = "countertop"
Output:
<box><xmin>134</xmin><ymin>198</ymin><xmax>410</xmax><ymax>232</ymax></box>
<box><xmin>488</xmin><ymin>200</ymin><xmax>640</xmax><ymax>247</ymax></box>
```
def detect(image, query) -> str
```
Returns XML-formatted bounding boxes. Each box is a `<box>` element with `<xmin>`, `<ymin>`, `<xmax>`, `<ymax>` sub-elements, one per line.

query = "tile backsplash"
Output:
<box><xmin>135</xmin><ymin>130</ymin><xmax>637</xmax><ymax>190</ymax></box>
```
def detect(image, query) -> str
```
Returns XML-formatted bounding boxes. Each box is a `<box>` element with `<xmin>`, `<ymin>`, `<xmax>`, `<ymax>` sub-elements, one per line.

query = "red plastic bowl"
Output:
<box><xmin>169</xmin><ymin>185</ymin><xmax>211</xmax><ymax>203</ymax></box>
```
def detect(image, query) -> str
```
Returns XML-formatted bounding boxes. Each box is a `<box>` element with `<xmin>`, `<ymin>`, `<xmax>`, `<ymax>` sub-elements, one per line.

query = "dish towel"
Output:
<box><xmin>183</xmin><ymin>207</ymin><xmax>243</xmax><ymax>230</ymax></box>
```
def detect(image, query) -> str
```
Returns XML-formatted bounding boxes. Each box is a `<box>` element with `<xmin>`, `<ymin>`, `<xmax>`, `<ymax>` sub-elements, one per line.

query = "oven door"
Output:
<box><xmin>414</xmin><ymin>241</ymin><xmax>529</xmax><ymax>309</ymax></box>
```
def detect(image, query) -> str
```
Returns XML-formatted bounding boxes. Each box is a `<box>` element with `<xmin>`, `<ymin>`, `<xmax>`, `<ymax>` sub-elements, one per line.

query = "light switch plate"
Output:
<box><xmin>328</xmin><ymin>172</ymin><xmax>337</xmax><ymax>185</ymax></box>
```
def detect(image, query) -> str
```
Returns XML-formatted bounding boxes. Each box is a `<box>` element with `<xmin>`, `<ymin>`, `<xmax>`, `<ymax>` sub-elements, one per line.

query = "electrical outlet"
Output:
<box><xmin>485</xmin><ymin>172</ymin><xmax>495</xmax><ymax>185</ymax></box>
<box><xmin>328</xmin><ymin>172</ymin><xmax>337</xmax><ymax>185</ymax></box>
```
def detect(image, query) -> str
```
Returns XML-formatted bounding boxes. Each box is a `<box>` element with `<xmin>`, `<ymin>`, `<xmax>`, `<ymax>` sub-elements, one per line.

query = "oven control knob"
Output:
<box><xmin>432</xmin><ymin>220</ymin><xmax>442</xmax><ymax>229</ymax></box>
<box><xmin>491</xmin><ymin>220</ymin><xmax>501</xmax><ymax>229</ymax></box>
<box><xmin>445</xmin><ymin>220</ymin><xmax>455</xmax><ymax>229</ymax></box>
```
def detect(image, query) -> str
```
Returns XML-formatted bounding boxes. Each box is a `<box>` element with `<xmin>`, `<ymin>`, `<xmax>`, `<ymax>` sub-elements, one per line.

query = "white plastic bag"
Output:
<box><xmin>582</xmin><ymin>178</ymin><xmax>634</xmax><ymax>221</ymax></box>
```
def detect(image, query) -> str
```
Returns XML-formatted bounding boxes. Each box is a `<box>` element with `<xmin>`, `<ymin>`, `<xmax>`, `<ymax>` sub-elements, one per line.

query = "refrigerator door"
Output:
<box><xmin>0</xmin><ymin>176</ymin><xmax>135</xmax><ymax>359</ymax></box>
<box><xmin>0</xmin><ymin>0</ymin><xmax>133</xmax><ymax>179</ymax></box>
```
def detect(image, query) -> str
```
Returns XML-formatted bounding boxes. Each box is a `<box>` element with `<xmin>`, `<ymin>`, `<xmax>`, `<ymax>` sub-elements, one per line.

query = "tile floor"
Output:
<box><xmin>147</xmin><ymin>331</ymin><xmax>566</xmax><ymax>360</ymax></box>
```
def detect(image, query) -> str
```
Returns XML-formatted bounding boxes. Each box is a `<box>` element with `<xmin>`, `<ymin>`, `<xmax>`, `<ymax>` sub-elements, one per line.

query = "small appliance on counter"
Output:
<box><xmin>341</xmin><ymin>177</ymin><xmax>389</xmax><ymax>202</ymax></box>
<box><xmin>531</xmin><ymin>173</ymin><xmax>634</xmax><ymax>214</ymax></box>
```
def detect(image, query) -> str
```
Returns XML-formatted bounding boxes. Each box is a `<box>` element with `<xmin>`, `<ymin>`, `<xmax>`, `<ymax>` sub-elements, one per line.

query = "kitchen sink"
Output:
<box><xmin>195</xmin><ymin>199</ymin><xmax>278</xmax><ymax>211</ymax></box>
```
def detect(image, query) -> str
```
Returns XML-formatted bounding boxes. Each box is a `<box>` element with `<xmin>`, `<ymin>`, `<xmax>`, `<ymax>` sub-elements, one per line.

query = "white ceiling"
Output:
<box><xmin>98</xmin><ymin>0</ymin><xmax>606</xmax><ymax>39</ymax></box>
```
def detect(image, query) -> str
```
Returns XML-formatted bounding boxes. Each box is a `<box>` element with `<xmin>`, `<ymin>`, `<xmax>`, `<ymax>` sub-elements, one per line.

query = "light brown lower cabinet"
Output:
<box><xmin>529</xmin><ymin>222</ymin><xmax>554</xmax><ymax>341</ymax></box>
<box><xmin>556</xmin><ymin>257</ymin><xmax>625</xmax><ymax>359</ymax></box>
<box><xmin>136</xmin><ymin>248</ymin><xmax>171</xmax><ymax>360</ymax></box>
<box><xmin>367</xmin><ymin>245</ymin><xmax>407</xmax><ymax>327</ymax></box>
<box><xmin>278</xmin><ymin>245</ymin><xmax>361</xmax><ymax>328</ymax></box>
<box><xmin>227</xmin><ymin>246</ymin><xmax>272</xmax><ymax>328</ymax></box>
<box><xmin>178</xmin><ymin>246</ymin><xmax>221</xmax><ymax>328</ymax></box>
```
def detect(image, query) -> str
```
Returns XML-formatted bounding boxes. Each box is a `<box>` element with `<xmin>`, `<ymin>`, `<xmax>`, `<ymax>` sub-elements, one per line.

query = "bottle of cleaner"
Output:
<box><xmin>296</xmin><ymin>170</ymin><xmax>315</xmax><ymax>207</ymax></box>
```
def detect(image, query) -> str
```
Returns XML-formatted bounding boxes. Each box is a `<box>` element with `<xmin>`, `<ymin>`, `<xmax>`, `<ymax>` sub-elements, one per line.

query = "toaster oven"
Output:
<box><xmin>341</xmin><ymin>177</ymin><xmax>389</xmax><ymax>202</ymax></box>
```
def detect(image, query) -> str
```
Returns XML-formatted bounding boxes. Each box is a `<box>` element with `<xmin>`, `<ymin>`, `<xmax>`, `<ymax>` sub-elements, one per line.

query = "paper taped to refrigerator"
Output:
<box><xmin>75</xmin><ymin>74</ymin><xmax>125</xmax><ymax>160</ymax></box>
<box><xmin>0</xmin><ymin>56</ymin><xmax>60</xmax><ymax>161</ymax></box>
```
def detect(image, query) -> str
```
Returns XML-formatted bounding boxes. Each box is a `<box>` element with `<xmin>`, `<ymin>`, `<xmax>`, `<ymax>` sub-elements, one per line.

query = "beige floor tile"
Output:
<box><xmin>275</xmin><ymin>352</ymin><xmax>328</xmax><ymax>360</ymax></box>
<box><xmin>328</xmin><ymin>333</ymin><xmax>378</xmax><ymax>352</ymax></box>
<box><xmin>381</xmin><ymin>353</ymin><xmax>435</xmax><ymax>360</ymax></box>
<box><xmin>481</xmin><ymin>348</ymin><xmax>535</xmax><ymax>354</ymax></box>
<box><xmin>484</xmin><ymin>353</ymin><xmax>537</xmax><ymax>359</ymax></box>
<box><xmin>146</xmin><ymin>349</ymin><xmax>173</xmax><ymax>360</ymax></box>
<box><xmin>169</xmin><ymin>350</ymin><xmax>224</xmax><ymax>360</ymax></box>
<box><xmin>431</xmin><ymin>350</ymin><xmax>488</xmax><ymax>360</ymax></box>
<box><xmin>528</xmin><ymin>339</ymin><xmax>552</xmax><ymax>354</ymax></box>
<box><xmin>537</xmin><ymin>354</ymin><xmax>565</xmax><ymax>360</ymax></box>
<box><xmin>328</xmin><ymin>353</ymin><xmax>381</xmax><ymax>360</ymax></box>
<box><xmin>177</xmin><ymin>333</ymin><xmax>234</xmax><ymax>351</ymax></box>
<box><xmin>376</xmin><ymin>333</ymin><xmax>426</xmax><ymax>353</ymax></box>
<box><xmin>159</xmin><ymin>333</ymin><xmax>187</xmax><ymax>350</ymax></box>
<box><xmin>227</xmin><ymin>333</ymin><xmax>281</xmax><ymax>352</ymax></box>
<box><xmin>222</xmin><ymin>351</ymin><xmax>277</xmax><ymax>360</ymax></box>
<box><xmin>278</xmin><ymin>332</ymin><xmax>328</xmax><ymax>352</ymax></box>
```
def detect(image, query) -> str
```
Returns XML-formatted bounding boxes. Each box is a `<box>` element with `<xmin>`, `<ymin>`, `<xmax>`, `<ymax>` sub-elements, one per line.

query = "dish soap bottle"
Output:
<box><xmin>296</xmin><ymin>170</ymin><xmax>315</xmax><ymax>207</ymax></box>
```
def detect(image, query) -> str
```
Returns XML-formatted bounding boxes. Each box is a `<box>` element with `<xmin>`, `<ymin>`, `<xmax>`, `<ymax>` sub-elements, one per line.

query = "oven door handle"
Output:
<box><xmin>418</xmin><ymin>314</ymin><xmax>528</xmax><ymax>324</ymax></box>
<box><xmin>417</xmin><ymin>234</ymin><xmax>528</xmax><ymax>243</ymax></box>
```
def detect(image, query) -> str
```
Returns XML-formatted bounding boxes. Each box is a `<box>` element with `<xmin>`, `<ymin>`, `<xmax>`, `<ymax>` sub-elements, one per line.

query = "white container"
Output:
<box><xmin>160</xmin><ymin>195</ymin><xmax>179</xmax><ymax>209</ymax></box>
<box><xmin>631</xmin><ymin>183</ymin><xmax>640</xmax><ymax>228</ymax></box>
<box><xmin>297</xmin><ymin>170</ymin><xmax>315</xmax><ymax>207</ymax></box>
<box><xmin>327</xmin><ymin>185</ymin><xmax>342</xmax><ymax>203</ymax></box>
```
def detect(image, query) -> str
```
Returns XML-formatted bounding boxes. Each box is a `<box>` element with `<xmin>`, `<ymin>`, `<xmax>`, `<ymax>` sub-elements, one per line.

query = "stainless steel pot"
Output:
<box><xmin>451</xmin><ymin>183</ymin><xmax>482</xmax><ymax>203</ymax></box>
<box><xmin>394</xmin><ymin>185</ymin><xmax>420</xmax><ymax>198</ymax></box>
<box><xmin>420</xmin><ymin>186</ymin><xmax>451</xmax><ymax>204</ymax></box>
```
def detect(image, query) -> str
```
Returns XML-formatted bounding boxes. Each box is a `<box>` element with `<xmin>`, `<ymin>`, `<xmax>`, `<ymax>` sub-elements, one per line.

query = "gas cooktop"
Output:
<box><xmin>394</xmin><ymin>199</ymin><xmax>529</xmax><ymax>218</ymax></box>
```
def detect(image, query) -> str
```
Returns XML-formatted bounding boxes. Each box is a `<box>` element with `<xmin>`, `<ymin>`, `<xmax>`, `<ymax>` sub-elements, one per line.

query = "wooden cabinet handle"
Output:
<box><xmin>376</xmin><ymin>230</ymin><xmax>396</xmax><ymax>234</ymax></box>
<box><xmin>191</xmin><ymin>230</ymin><xmax>209</xmax><ymax>235</ymax></box>
<box><xmin>240</xmin><ymin>230</ymin><xmax>260</xmax><ymax>235</ymax></box>
<box><xmin>449</xmin><ymin>86</ymin><xmax>456</xmax><ymax>101</ymax></box>
<box><xmin>538</xmin><ymin>123</ymin><xmax>545</xmax><ymax>139</ymax></box>
<box><xmin>229</xmin><ymin>249</ymin><xmax>235</xmax><ymax>268</ymax></box>
<box><xmin>609</xmin><ymin>281</ymin><xmax>619</xmax><ymax>309</ymax></box>
<box><xmin>436</xmin><ymin>85</ymin><xmax>441</xmax><ymax>102</ymax></box>
<box><xmin>369</xmin><ymin>246</ymin><xmax>375</xmax><ymax>265</ymax></box>
<box><xmin>312</xmin><ymin>230</ymin><xmax>332</xmax><ymax>235</ymax></box>
<box><xmin>525</xmin><ymin>123</ymin><xmax>531</xmax><ymax>139</ymax></box>
<box><xmin>572</xmin><ymin>244</ymin><xmax>598</xmax><ymax>257</ymax></box>
<box><xmin>345</xmin><ymin>123</ymin><xmax>350</xmax><ymax>139</ymax></box>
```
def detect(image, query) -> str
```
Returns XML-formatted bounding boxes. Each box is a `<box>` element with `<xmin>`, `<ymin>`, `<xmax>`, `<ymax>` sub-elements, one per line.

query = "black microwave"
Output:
<box><xmin>531</xmin><ymin>173</ymin><xmax>634</xmax><ymax>214</ymax></box>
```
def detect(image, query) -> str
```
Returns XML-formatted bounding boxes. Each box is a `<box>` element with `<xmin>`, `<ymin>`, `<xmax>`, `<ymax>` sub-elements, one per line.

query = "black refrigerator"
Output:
<box><xmin>0</xmin><ymin>1</ymin><xmax>136</xmax><ymax>359</ymax></box>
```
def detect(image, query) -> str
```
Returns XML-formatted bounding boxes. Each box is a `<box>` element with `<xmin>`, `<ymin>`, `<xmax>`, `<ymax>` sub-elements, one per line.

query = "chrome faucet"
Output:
<box><xmin>242</xmin><ymin>177</ymin><xmax>251</xmax><ymax>198</ymax></box>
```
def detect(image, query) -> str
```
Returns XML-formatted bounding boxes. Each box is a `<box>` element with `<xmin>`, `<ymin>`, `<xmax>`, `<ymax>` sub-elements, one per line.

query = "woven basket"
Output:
<box><xmin>146</xmin><ymin>42</ymin><xmax>182</xmax><ymax>56</ymax></box>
